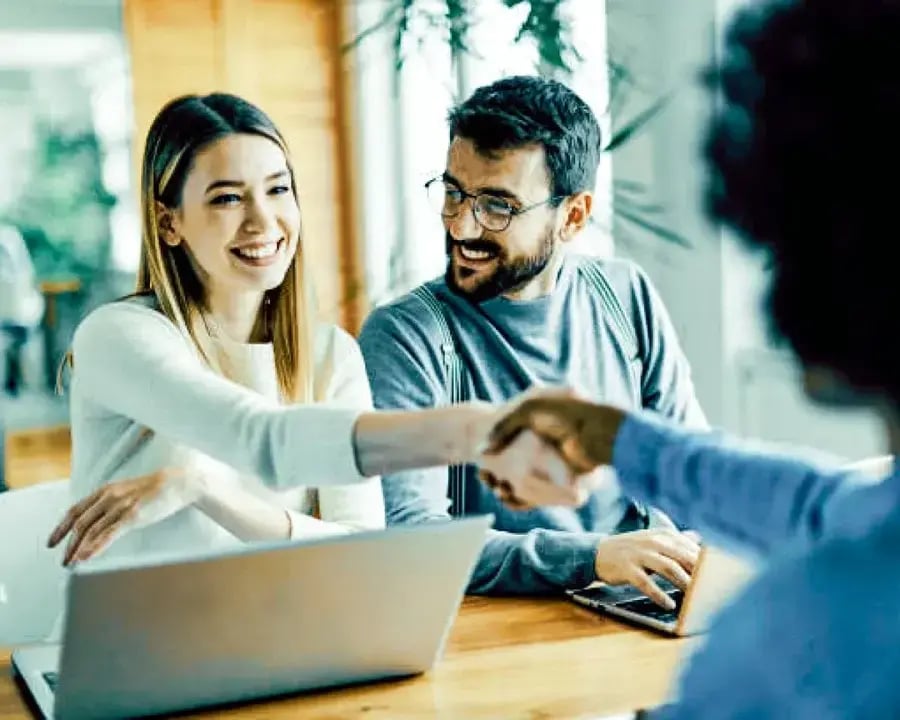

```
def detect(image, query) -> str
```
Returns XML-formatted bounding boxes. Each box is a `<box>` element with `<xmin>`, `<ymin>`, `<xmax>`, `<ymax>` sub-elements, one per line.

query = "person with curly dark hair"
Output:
<box><xmin>482</xmin><ymin>0</ymin><xmax>900</xmax><ymax>716</ymax></box>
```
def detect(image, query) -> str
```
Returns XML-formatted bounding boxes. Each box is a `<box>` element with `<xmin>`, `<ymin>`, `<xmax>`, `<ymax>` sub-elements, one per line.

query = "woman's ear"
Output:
<box><xmin>155</xmin><ymin>201</ymin><xmax>181</xmax><ymax>247</ymax></box>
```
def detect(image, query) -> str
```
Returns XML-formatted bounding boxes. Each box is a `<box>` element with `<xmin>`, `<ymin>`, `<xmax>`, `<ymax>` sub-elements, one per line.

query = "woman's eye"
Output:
<box><xmin>269</xmin><ymin>185</ymin><xmax>291</xmax><ymax>196</ymax></box>
<box><xmin>210</xmin><ymin>193</ymin><xmax>242</xmax><ymax>206</ymax></box>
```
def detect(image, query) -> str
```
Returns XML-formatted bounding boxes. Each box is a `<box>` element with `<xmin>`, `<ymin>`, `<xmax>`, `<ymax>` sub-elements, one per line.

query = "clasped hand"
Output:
<box><xmin>478</xmin><ymin>391</ymin><xmax>627</xmax><ymax>509</ymax></box>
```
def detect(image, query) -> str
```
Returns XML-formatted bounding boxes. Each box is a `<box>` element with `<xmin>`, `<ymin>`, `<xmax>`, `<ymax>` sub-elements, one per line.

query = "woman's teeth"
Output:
<box><xmin>459</xmin><ymin>245</ymin><xmax>494</xmax><ymax>261</ymax></box>
<box><xmin>235</xmin><ymin>243</ymin><xmax>278</xmax><ymax>259</ymax></box>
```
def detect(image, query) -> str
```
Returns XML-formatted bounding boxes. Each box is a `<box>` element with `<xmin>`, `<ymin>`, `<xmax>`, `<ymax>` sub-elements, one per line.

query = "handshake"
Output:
<box><xmin>476</xmin><ymin>390</ymin><xmax>629</xmax><ymax>510</ymax></box>
<box><xmin>477</xmin><ymin>392</ymin><xmax>700</xmax><ymax>609</ymax></box>
<box><xmin>47</xmin><ymin>389</ymin><xmax>634</xmax><ymax>572</ymax></box>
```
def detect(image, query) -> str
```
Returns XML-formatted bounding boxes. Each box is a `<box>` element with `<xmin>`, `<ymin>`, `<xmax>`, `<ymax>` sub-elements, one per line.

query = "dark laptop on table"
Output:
<box><xmin>568</xmin><ymin>545</ymin><xmax>757</xmax><ymax>636</ymax></box>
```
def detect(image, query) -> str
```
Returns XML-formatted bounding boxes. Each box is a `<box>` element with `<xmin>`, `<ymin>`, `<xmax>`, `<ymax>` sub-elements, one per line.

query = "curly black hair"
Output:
<box><xmin>447</xmin><ymin>75</ymin><xmax>602</xmax><ymax>204</ymax></box>
<box><xmin>706</xmin><ymin>0</ymin><xmax>900</xmax><ymax>402</ymax></box>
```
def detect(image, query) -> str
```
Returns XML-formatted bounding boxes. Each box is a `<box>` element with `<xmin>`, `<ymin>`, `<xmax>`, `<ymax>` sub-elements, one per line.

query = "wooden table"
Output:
<box><xmin>3</xmin><ymin>425</ymin><xmax>71</xmax><ymax>490</ymax></box>
<box><xmin>0</xmin><ymin>597</ymin><xmax>692</xmax><ymax>719</ymax></box>
<box><xmin>37</xmin><ymin>279</ymin><xmax>81</xmax><ymax>332</ymax></box>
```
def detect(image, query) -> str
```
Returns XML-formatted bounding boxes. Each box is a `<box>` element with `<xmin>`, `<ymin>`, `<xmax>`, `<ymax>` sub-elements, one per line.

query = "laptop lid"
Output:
<box><xmin>675</xmin><ymin>545</ymin><xmax>757</xmax><ymax>636</ymax></box>
<box><xmin>35</xmin><ymin>515</ymin><xmax>490</xmax><ymax>720</ymax></box>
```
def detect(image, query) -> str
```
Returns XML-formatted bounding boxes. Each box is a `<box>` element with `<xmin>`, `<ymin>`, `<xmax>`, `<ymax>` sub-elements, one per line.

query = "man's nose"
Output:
<box><xmin>446</xmin><ymin>198</ymin><xmax>483</xmax><ymax>240</ymax></box>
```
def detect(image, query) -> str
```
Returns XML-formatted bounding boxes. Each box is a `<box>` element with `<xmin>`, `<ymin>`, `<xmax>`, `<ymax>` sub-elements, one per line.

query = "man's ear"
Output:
<box><xmin>155</xmin><ymin>201</ymin><xmax>181</xmax><ymax>247</ymax></box>
<box><xmin>559</xmin><ymin>191</ymin><xmax>593</xmax><ymax>242</ymax></box>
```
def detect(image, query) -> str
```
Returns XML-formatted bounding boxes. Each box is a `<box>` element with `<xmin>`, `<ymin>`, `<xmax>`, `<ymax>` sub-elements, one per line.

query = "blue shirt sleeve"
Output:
<box><xmin>653</xmin><ymin>527</ymin><xmax>900</xmax><ymax>719</ymax></box>
<box><xmin>469</xmin><ymin>527</ymin><xmax>603</xmax><ymax>594</ymax></box>
<box><xmin>612</xmin><ymin>411</ymin><xmax>856</xmax><ymax>556</ymax></box>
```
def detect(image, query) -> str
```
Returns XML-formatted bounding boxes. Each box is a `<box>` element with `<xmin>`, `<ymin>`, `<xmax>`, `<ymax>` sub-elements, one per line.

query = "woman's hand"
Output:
<box><xmin>47</xmin><ymin>467</ymin><xmax>197</xmax><ymax>565</ymax></box>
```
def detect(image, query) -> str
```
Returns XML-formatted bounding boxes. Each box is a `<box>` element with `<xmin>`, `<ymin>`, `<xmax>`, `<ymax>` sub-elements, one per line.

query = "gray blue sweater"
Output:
<box><xmin>358</xmin><ymin>254</ymin><xmax>706</xmax><ymax>594</ymax></box>
<box><xmin>614</xmin><ymin>412</ymin><xmax>897</xmax><ymax>718</ymax></box>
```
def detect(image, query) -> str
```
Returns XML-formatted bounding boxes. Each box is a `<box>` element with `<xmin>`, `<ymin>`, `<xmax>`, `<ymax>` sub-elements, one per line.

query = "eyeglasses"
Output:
<box><xmin>425</xmin><ymin>177</ymin><xmax>563</xmax><ymax>232</ymax></box>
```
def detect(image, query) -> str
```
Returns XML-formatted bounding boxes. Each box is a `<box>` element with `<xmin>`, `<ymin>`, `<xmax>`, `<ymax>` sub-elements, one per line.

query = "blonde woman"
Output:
<box><xmin>50</xmin><ymin>93</ymin><xmax>579</xmax><ymax>565</ymax></box>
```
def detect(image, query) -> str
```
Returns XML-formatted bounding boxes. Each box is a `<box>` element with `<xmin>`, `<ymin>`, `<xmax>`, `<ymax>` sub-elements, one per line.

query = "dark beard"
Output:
<box><xmin>444</xmin><ymin>230</ymin><xmax>555</xmax><ymax>303</ymax></box>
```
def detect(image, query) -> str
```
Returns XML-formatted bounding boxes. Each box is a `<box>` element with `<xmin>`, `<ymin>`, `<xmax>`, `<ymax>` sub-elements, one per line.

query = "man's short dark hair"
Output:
<box><xmin>448</xmin><ymin>76</ymin><xmax>602</xmax><ymax>203</ymax></box>
<box><xmin>706</xmin><ymin>0</ymin><xmax>900</xmax><ymax>402</ymax></box>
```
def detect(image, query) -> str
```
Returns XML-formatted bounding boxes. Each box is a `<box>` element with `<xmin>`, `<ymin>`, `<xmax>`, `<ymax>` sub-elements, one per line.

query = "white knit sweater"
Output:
<box><xmin>68</xmin><ymin>297</ymin><xmax>384</xmax><ymax>561</ymax></box>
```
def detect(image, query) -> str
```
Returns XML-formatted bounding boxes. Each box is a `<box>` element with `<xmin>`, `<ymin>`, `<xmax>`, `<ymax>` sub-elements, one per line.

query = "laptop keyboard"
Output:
<box><xmin>617</xmin><ymin>590</ymin><xmax>685</xmax><ymax>625</ymax></box>
<box><xmin>43</xmin><ymin>672</ymin><xmax>58</xmax><ymax>693</ymax></box>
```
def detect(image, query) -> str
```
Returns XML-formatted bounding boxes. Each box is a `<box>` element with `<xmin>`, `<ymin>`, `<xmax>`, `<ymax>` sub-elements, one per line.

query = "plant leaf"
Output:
<box><xmin>445</xmin><ymin>0</ymin><xmax>471</xmax><ymax>55</ymax></box>
<box><xmin>605</xmin><ymin>91</ymin><xmax>672</xmax><ymax>153</ymax></box>
<box><xmin>341</xmin><ymin>1</ymin><xmax>404</xmax><ymax>55</ymax></box>
<box><xmin>615</xmin><ymin>199</ymin><xmax>692</xmax><ymax>248</ymax></box>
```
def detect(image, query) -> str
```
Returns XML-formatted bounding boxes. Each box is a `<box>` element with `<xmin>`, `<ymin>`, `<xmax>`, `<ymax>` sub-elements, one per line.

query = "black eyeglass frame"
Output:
<box><xmin>424</xmin><ymin>176</ymin><xmax>565</xmax><ymax>232</ymax></box>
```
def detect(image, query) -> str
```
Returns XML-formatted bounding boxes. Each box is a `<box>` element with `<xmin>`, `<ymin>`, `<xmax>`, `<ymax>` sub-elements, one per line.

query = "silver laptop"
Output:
<box><xmin>568</xmin><ymin>545</ymin><xmax>757</xmax><ymax>636</ymax></box>
<box><xmin>12</xmin><ymin>515</ymin><xmax>492</xmax><ymax>719</ymax></box>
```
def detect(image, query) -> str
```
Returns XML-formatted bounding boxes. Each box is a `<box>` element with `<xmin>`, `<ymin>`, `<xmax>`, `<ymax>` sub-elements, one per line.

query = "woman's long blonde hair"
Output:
<box><xmin>136</xmin><ymin>93</ymin><xmax>316</xmax><ymax>402</ymax></box>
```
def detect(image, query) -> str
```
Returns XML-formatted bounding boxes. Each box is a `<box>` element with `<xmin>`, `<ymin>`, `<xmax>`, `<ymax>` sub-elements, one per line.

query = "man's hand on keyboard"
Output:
<box><xmin>594</xmin><ymin>530</ymin><xmax>700</xmax><ymax>610</ymax></box>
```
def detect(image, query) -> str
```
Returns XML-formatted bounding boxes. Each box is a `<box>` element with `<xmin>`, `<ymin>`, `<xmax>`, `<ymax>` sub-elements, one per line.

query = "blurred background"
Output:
<box><xmin>0</xmin><ymin>0</ymin><xmax>885</xmax><ymax>491</ymax></box>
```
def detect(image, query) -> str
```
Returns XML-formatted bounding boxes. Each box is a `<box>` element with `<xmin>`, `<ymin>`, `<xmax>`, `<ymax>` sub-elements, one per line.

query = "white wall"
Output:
<box><xmin>610</xmin><ymin>0</ymin><xmax>886</xmax><ymax>460</ymax></box>
<box><xmin>609</xmin><ymin>0</ymin><xmax>727</xmax><ymax>423</ymax></box>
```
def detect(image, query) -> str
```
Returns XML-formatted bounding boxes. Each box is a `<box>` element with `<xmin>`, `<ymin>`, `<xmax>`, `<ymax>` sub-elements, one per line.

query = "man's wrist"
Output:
<box><xmin>591</xmin><ymin>535</ymin><xmax>609</xmax><ymax>584</ymax></box>
<box><xmin>565</xmin><ymin>532</ymin><xmax>609</xmax><ymax>588</ymax></box>
<box><xmin>582</xmin><ymin>405</ymin><xmax>628</xmax><ymax>467</ymax></box>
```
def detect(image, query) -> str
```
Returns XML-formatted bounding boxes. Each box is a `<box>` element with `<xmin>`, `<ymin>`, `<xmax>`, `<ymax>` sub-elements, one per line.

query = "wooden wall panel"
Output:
<box><xmin>123</xmin><ymin>0</ymin><xmax>363</xmax><ymax>330</ymax></box>
<box><xmin>124</xmin><ymin>0</ymin><xmax>222</xmax><ymax>150</ymax></box>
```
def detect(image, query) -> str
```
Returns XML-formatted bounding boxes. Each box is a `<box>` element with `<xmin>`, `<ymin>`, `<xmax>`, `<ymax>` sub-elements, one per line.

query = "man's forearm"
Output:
<box><xmin>468</xmin><ymin>528</ymin><xmax>602</xmax><ymax>595</ymax></box>
<box><xmin>383</xmin><ymin>466</ymin><xmax>454</xmax><ymax>526</ymax></box>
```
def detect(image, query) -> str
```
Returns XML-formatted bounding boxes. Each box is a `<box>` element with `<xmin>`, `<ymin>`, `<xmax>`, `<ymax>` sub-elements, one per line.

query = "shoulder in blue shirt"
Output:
<box><xmin>658</xmin><ymin>512</ymin><xmax>900</xmax><ymax>719</ymax></box>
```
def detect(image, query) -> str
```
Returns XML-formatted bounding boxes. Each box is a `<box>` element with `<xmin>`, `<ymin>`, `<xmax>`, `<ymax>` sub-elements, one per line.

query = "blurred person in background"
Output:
<box><xmin>0</xmin><ymin>223</ymin><xmax>44</xmax><ymax>396</ymax></box>
<box><xmin>0</xmin><ymin>222</ymin><xmax>44</xmax><ymax>490</ymax></box>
